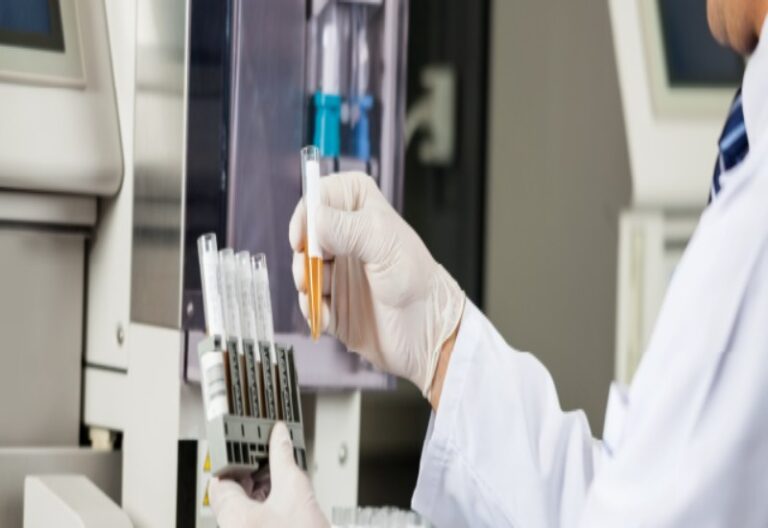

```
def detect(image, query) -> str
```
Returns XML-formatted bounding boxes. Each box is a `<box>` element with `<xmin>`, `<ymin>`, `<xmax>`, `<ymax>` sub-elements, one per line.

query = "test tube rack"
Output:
<box><xmin>199</xmin><ymin>337</ymin><xmax>308</xmax><ymax>477</ymax></box>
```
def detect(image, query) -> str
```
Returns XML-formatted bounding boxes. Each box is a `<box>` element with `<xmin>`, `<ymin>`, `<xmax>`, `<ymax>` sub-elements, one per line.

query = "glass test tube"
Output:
<box><xmin>236</xmin><ymin>251</ymin><xmax>259</xmax><ymax>343</ymax></box>
<box><xmin>236</xmin><ymin>250</ymin><xmax>264</xmax><ymax>417</ymax></box>
<box><xmin>197</xmin><ymin>233</ymin><xmax>225</xmax><ymax>337</ymax></box>
<box><xmin>252</xmin><ymin>253</ymin><xmax>279</xmax><ymax>420</ymax></box>
<box><xmin>219</xmin><ymin>248</ymin><xmax>246</xmax><ymax>415</ymax></box>
<box><xmin>219</xmin><ymin>249</ymin><xmax>242</xmax><ymax>341</ymax></box>
<box><xmin>251</xmin><ymin>253</ymin><xmax>276</xmax><ymax>359</ymax></box>
<box><xmin>196</xmin><ymin>233</ymin><xmax>229</xmax><ymax>420</ymax></box>
<box><xmin>301</xmin><ymin>146</ymin><xmax>323</xmax><ymax>341</ymax></box>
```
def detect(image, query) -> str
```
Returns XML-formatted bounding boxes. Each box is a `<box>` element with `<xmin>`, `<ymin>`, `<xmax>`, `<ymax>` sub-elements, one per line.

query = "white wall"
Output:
<box><xmin>485</xmin><ymin>0</ymin><xmax>632</xmax><ymax>430</ymax></box>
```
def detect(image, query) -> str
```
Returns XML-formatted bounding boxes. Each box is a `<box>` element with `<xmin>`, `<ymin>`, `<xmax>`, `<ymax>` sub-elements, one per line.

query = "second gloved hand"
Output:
<box><xmin>289</xmin><ymin>172</ymin><xmax>465</xmax><ymax>396</ymax></box>
<box><xmin>209</xmin><ymin>422</ymin><xmax>328</xmax><ymax>528</ymax></box>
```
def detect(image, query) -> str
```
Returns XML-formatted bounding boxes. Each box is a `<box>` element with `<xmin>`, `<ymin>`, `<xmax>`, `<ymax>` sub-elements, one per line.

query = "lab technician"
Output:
<box><xmin>211</xmin><ymin>0</ymin><xmax>768</xmax><ymax>525</ymax></box>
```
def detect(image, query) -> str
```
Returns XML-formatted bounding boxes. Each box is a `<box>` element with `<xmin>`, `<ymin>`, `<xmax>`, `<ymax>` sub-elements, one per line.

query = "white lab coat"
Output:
<box><xmin>411</xmin><ymin>26</ymin><xmax>768</xmax><ymax>528</ymax></box>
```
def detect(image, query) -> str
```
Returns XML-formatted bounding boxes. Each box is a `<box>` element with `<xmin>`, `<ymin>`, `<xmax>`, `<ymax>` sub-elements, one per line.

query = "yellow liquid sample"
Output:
<box><xmin>305</xmin><ymin>253</ymin><xmax>323</xmax><ymax>341</ymax></box>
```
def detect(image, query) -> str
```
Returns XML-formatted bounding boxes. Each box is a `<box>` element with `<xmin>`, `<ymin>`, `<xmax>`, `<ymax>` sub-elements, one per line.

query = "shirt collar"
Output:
<box><xmin>742</xmin><ymin>17</ymin><xmax>768</xmax><ymax>145</ymax></box>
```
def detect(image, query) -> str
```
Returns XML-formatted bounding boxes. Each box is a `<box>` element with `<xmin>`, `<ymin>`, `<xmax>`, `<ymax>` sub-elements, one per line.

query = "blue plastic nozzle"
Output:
<box><xmin>352</xmin><ymin>95</ymin><xmax>373</xmax><ymax>162</ymax></box>
<box><xmin>313</xmin><ymin>92</ymin><xmax>342</xmax><ymax>158</ymax></box>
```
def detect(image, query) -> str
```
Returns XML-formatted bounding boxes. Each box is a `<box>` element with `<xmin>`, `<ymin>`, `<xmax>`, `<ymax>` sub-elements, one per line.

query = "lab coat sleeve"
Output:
<box><xmin>580</xmin><ymin>238</ymin><xmax>768</xmax><ymax>527</ymax></box>
<box><xmin>412</xmin><ymin>301</ymin><xmax>599</xmax><ymax>528</ymax></box>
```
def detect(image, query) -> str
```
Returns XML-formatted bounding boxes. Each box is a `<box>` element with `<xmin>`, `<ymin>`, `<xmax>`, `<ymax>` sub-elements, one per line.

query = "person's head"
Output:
<box><xmin>707</xmin><ymin>0</ymin><xmax>768</xmax><ymax>54</ymax></box>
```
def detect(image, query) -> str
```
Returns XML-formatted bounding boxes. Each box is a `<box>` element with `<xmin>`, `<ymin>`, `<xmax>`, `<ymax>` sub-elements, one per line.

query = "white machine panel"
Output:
<box><xmin>0</xmin><ymin>228</ymin><xmax>85</xmax><ymax>446</ymax></box>
<box><xmin>23</xmin><ymin>475</ymin><xmax>132</xmax><ymax>528</ymax></box>
<box><xmin>0</xmin><ymin>0</ymin><xmax>122</xmax><ymax>195</ymax></box>
<box><xmin>0</xmin><ymin>449</ymin><xmax>121</xmax><ymax>527</ymax></box>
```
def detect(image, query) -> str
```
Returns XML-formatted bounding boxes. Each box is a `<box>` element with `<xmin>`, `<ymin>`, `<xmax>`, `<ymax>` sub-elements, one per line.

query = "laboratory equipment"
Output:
<box><xmin>307</xmin><ymin>0</ymin><xmax>403</xmax><ymax>183</ymax></box>
<box><xmin>312</xmin><ymin>1</ymin><xmax>346</xmax><ymax>157</ymax></box>
<box><xmin>131</xmin><ymin>0</ymin><xmax>406</xmax><ymax>388</ymax></box>
<box><xmin>0</xmin><ymin>1</ymin><xmax>128</xmax><ymax>525</ymax></box>
<box><xmin>63</xmin><ymin>0</ymin><xmax>409</xmax><ymax>524</ymax></box>
<box><xmin>350</xmin><ymin>4</ymin><xmax>374</xmax><ymax>162</ymax></box>
<box><xmin>199</xmin><ymin>337</ymin><xmax>308</xmax><ymax>475</ymax></box>
<box><xmin>0</xmin><ymin>0</ymin><xmax>122</xmax><ymax>196</ymax></box>
<box><xmin>252</xmin><ymin>254</ymin><xmax>276</xmax><ymax>362</ymax></box>
<box><xmin>197</xmin><ymin>234</ymin><xmax>226</xmax><ymax>337</ymax></box>
<box><xmin>236</xmin><ymin>251</ymin><xmax>259</xmax><ymax>343</ymax></box>
<box><xmin>196</xmin><ymin>235</ymin><xmax>308</xmax><ymax>475</ymax></box>
<box><xmin>24</xmin><ymin>475</ymin><xmax>132</xmax><ymax>528</ymax></box>
<box><xmin>302</xmin><ymin>145</ymin><xmax>325</xmax><ymax>341</ymax></box>
<box><xmin>197</xmin><ymin>235</ymin><xmax>230</xmax><ymax>421</ymax></box>
<box><xmin>236</xmin><ymin>251</ymin><xmax>266</xmax><ymax>417</ymax></box>
<box><xmin>252</xmin><ymin>253</ymin><xmax>279</xmax><ymax>419</ymax></box>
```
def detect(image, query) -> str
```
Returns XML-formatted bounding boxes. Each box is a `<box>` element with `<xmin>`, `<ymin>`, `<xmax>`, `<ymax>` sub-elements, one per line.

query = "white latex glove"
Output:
<box><xmin>289</xmin><ymin>172</ymin><xmax>465</xmax><ymax>396</ymax></box>
<box><xmin>209</xmin><ymin>422</ymin><xmax>328</xmax><ymax>528</ymax></box>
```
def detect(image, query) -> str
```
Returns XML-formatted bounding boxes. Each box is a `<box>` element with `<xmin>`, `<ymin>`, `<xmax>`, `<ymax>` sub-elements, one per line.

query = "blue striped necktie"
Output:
<box><xmin>710</xmin><ymin>88</ymin><xmax>749</xmax><ymax>202</ymax></box>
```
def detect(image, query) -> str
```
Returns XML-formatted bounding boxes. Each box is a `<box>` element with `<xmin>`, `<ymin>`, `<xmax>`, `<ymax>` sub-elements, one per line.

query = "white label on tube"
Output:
<box><xmin>305</xmin><ymin>159</ymin><xmax>322</xmax><ymax>258</ymax></box>
<box><xmin>200</xmin><ymin>351</ymin><xmax>229</xmax><ymax>420</ymax></box>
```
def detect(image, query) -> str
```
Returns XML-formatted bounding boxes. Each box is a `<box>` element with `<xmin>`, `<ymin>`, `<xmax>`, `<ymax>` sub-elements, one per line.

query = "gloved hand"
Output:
<box><xmin>209</xmin><ymin>422</ymin><xmax>328</xmax><ymax>528</ymax></box>
<box><xmin>289</xmin><ymin>171</ymin><xmax>465</xmax><ymax>396</ymax></box>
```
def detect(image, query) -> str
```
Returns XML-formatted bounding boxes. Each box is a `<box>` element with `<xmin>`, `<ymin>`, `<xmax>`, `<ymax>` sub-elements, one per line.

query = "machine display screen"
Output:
<box><xmin>0</xmin><ymin>0</ymin><xmax>64</xmax><ymax>52</ymax></box>
<box><xmin>657</xmin><ymin>0</ymin><xmax>744</xmax><ymax>87</ymax></box>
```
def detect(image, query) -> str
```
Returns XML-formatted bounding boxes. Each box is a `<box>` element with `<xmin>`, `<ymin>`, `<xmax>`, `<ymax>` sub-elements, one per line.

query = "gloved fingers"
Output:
<box><xmin>316</xmin><ymin>204</ymin><xmax>381</xmax><ymax>263</ymax></box>
<box><xmin>242</xmin><ymin>467</ymin><xmax>271</xmax><ymax>501</ymax></box>
<box><xmin>290</xmin><ymin>171</ymin><xmax>373</xmax><ymax>251</ymax></box>
<box><xmin>209</xmin><ymin>477</ymin><xmax>261</xmax><ymax>527</ymax></box>
<box><xmin>292</xmin><ymin>252</ymin><xmax>333</xmax><ymax>295</ymax></box>
<box><xmin>319</xmin><ymin>172</ymin><xmax>374</xmax><ymax>211</ymax></box>
<box><xmin>268</xmin><ymin>422</ymin><xmax>299</xmax><ymax>489</ymax></box>
<box><xmin>289</xmin><ymin>199</ymin><xmax>306</xmax><ymax>252</ymax></box>
<box><xmin>298</xmin><ymin>292</ymin><xmax>331</xmax><ymax>334</ymax></box>
<box><xmin>289</xmin><ymin>200</ymin><xmax>337</xmax><ymax>261</ymax></box>
<box><xmin>292</xmin><ymin>252</ymin><xmax>306</xmax><ymax>292</ymax></box>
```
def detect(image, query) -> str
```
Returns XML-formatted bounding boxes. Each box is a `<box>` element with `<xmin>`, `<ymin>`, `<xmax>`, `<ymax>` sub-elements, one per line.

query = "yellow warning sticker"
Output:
<box><xmin>203</xmin><ymin>481</ymin><xmax>210</xmax><ymax>507</ymax></box>
<box><xmin>203</xmin><ymin>451</ymin><xmax>211</xmax><ymax>473</ymax></box>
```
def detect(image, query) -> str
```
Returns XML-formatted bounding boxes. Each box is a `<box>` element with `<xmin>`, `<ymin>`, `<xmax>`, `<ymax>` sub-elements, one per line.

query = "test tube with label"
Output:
<box><xmin>301</xmin><ymin>145</ymin><xmax>323</xmax><ymax>341</ymax></box>
<box><xmin>219</xmin><ymin>248</ymin><xmax>246</xmax><ymax>415</ymax></box>
<box><xmin>235</xmin><ymin>251</ymin><xmax>264</xmax><ymax>417</ymax></box>
<box><xmin>252</xmin><ymin>253</ymin><xmax>278</xmax><ymax>419</ymax></box>
<box><xmin>196</xmin><ymin>234</ymin><xmax>229</xmax><ymax>420</ymax></box>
